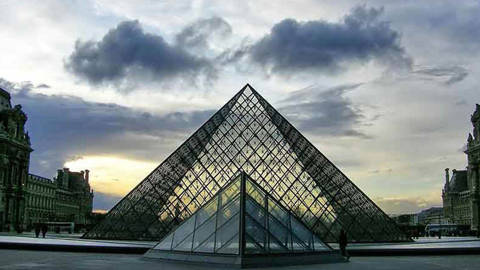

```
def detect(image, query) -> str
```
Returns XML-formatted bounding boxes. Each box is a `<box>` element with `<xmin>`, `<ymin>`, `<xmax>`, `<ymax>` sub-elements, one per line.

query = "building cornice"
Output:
<box><xmin>0</xmin><ymin>135</ymin><xmax>32</xmax><ymax>152</ymax></box>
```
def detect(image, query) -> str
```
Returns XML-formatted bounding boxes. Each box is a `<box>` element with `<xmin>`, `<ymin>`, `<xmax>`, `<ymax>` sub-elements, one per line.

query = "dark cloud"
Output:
<box><xmin>278</xmin><ymin>83</ymin><xmax>372</xmax><ymax>138</ymax></box>
<box><xmin>413</xmin><ymin>66</ymin><xmax>468</xmax><ymax>85</ymax></box>
<box><xmin>216</xmin><ymin>44</ymin><xmax>250</xmax><ymax>65</ymax></box>
<box><xmin>248</xmin><ymin>6</ymin><xmax>411</xmax><ymax>74</ymax></box>
<box><xmin>386</xmin><ymin>1</ymin><xmax>480</xmax><ymax>50</ymax></box>
<box><xmin>65</xmin><ymin>20</ymin><xmax>214</xmax><ymax>87</ymax></box>
<box><xmin>175</xmin><ymin>17</ymin><xmax>232</xmax><ymax>51</ymax></box>
<box><xmin>0</xmin><ymin>78</ymin><xmax>213</xmax><ymax>178</ymax></box>
<box><xmin>36</xmin><ymin>83</ymin><xmax>50</xmax><ymax>89</ymax></box>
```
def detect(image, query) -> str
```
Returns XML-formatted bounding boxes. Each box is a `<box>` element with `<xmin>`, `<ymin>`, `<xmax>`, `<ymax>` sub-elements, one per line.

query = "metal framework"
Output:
<box><xmin>83</xmin><ymin>84</ymin><xmax>409</xmax><ymax>243</ymax></box>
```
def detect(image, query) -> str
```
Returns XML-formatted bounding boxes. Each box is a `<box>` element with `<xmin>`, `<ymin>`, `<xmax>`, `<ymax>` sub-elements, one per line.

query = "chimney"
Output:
<box><xmin>85</xmin><ymin>169</ymin><xmax>90</xmax><ymax>184</ymax></box>
<box><xmin>445</xmin><ymin>168</ymin><xmax>450</xmax><ymax>191</ymax></box>
<box><xmin>56</xmin><ymin>169</ymin><xmax>63</xmax><ymax>186</ymax></box>
<box><xmin>63</xmin><ymin>168</ymin><xmax>70</xmax><ymax>188</ymax></box>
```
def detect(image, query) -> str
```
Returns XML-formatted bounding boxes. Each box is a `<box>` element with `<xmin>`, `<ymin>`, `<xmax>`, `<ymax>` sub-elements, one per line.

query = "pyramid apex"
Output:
<box><xmin>238</xmin><ymin>83</ymin><xmax>253</xmax><ymax>92</ymax></box>
<box><xmin>237</xmin><ymin>83</ymin><xmax>261</xmax><ymax>97</ymax></box>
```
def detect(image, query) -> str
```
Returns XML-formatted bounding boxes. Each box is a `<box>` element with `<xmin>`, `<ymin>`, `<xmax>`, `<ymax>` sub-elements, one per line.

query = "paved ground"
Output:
<box><xmin>0</xmin><ymin>232</ymin><xmax>84</xmax><ymax>239</ymax></box>
<box><xmin>0</xmin><ymin>236</ymin><xmax>154</xmax><ymax>248</ymax></box>
<box><xmin>1</xmin><ymin>235</ymin><xmax>479</xmax><ymax>255</ymax></box>
<box><xmin>0</xmin><ymin>232</ymin><xmax>156</xmax><ymax>246</ymax></box>
<box><xmin>0</xmin><ymin>250</ymin><xmax>479</xmax><ymax>269</ymax></box>
<box><xmin>330</xmin><ymin>236</ymin><xmax>480</xmax><ymax>250</ymax></box>
<box><xmin>2</xmin><ymin>233</ymin><xmax>478</xmax><ymax>249</ymax></box>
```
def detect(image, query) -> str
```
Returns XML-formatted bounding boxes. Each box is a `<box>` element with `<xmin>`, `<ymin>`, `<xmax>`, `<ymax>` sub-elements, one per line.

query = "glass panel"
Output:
<box><xmin>268</xmin><ymin>198</ymin><xmax>289</xmax><ymax>227</ymax></box>
<box><xmin>173</xmin><ymin>233</ymin><xmax>193</xmax><ymax>251</ymax></box>
<box><xmin>268</xmin><ymin>235</ymin><xmax>289</xmax><ymax>253</ymax></box>
<box><xmin>217</xmin><ymin>196</ymin><xmax>240</xmax><ymax>228</ymax></box>
<box><xmin>268</xmin><ymin>214</ymin><xmax>290</xmax><ymax>250</ymax></box>
<box><xmin>221</xmin><ymin>176</ymin><xmax>241</xmax><ymax>207</ymax></box>
<box><xmin>245</xmin><ymin>234</ymin><xmax>264</xmax><ymax>254</ymax></box>
<box><xmin>171</xmin><ymin>215</ymin><xmax>196</xmax><ymax>248</ymax></box>
<box><xmin>291</xmin><ymin>234</ymin><xmax>307</xmax><ymax>252</ymax></box>
<box><xmin>154</xmin><ymin>232</ymin><xmax>173</xmax><ymax>250</ymax></box>
<box><xmin>313</xmin><ymin>234</ymin><xmax>329</xmax><ymax>251</ymax></box>
<box><xmin>192</xmin><ymin>214</ymin><xmax>216</xmax><ymax>250</ymax></box>
<box><xmin>193</xmin><ymin>233</ymin><xmax>215</xmax><ymax>253</ymax></box>
<box><xmin>216</xmin><ymin>233</ymin><xmax>239</xmax><ymax>254</ymax></box>
<box><xmin>245</xmin><ymin>197</ymin><xmax>265</xmax><ymax>226</ymax></box>
<box><xmin>215</xmin><ymin>214</ymin><xmax>239</xmax><ymax>254</ymax></box>
<box><xmin>195</xmin><ymin>197</ymin><xmax>218</xmax><ymax>227</ymax></box>
<box><xmin>246</xmin><ymin>179</ymin><xmax>265</xmax><ymax>206</ymax></box>
<box><xmin>245</xmin><ymin>215</ymin><xmax>266</xmax><ymax>253</ymax></box>
<box><xmin>291</xmin><ymin>217</ymin><xmax>313</xmax><ymax>250</ymax></box>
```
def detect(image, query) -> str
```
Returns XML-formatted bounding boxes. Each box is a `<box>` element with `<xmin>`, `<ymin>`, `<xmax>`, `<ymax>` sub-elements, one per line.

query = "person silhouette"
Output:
<box><xmin>41</xmin><ymin>224</ymin><xmax>48</xmax><ymax>238</ymax></box>
<box><xmin>339</xmin><ymin>229</ymin><xmax>350</xmax><ymax>261</ymax></box>
<box><xmin>34</xmin><ymin>223</ymin><xmax>40</xmax><ymax>238</ymax></box>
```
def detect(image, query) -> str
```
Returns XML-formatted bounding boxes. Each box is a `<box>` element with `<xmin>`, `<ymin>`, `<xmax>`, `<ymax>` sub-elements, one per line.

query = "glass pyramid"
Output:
<box><xmin>149</xmin><ymin>172</ymin><xmax>330</xmax><ymax>256</ymax></box>
<box><xmin>152</xmin><ymin>173</ymin><xmax>242</xmax><ymax>255</ymax></box>
<box><xmin>84</xmin><ymin>84</ymin><xmax>409</xmax><ymax>243</ymax></box>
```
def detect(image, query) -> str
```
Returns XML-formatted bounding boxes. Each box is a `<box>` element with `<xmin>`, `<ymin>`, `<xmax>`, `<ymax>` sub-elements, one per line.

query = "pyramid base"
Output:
<box><xmin>144</xmin><ymin>250</ymin><xmax>346</xmax><ymax>268</ymax></box>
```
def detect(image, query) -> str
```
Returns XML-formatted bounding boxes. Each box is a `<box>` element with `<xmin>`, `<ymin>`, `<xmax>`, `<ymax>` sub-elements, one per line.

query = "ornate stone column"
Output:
<box><xmin>474</xmin><ymin>164</ymin><xmax>480</xmax><ymax>236</ymax></box>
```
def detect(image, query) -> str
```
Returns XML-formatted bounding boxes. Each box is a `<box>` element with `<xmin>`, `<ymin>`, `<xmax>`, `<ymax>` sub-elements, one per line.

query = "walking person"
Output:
<box><xmin>339</xmin><ymin>229</ymin><xmax>350</xmax><ymax>261</ymax></box>
<box><xmin>34</xmin><ymin>223</ymin><xmax>40</xmax><ymax>238</ymax></box>
<box><xmin>41</xmin><ymin>223</ymin><xmax>48</xmax><ymax>238</ymax></box>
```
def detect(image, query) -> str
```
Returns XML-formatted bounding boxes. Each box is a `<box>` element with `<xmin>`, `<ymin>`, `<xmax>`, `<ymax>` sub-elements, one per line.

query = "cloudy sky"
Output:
<box><xmin>1</xmin><ymin>0</ymin><xmax>479</xmax><ymax>214</ymax></box>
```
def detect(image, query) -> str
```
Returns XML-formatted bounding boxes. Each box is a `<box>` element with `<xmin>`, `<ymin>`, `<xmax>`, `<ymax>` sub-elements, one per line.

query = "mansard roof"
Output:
<box><xmin>449</xmin><ymin>170</ymin><xmax>468</xmax><ymax>192</ymax></box>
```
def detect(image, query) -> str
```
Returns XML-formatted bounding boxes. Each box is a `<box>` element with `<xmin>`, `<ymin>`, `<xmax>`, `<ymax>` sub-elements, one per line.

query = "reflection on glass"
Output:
<box><xmin>215</xmin><ymin>214</ymin><xmax>239</xmax><ymax>253</ymax></box>
<box><xmin>196</xmin><ymin>197</ymin><xmax>218</xmax><ymax>227</ymax></box>
<box><xmin>192</xmin><ymin>214</ymin><xmax>216</xmax><ymax>250</ymax></box>
<box><xmin>216</xmin><ymin>233</ymin><xmax>239</xmax><ymax>254</ymax></box>
<box><xmin>171</xmin><ymin>216</ymin><xmax>195</xmax><ymax>248</ymax></box>
<box><xmin>155</xmin><ymin>233</ymin><xmax>173</xmax><ymax>250</ymax></box>
<box><xmin>174</xmin><ymin>233</ymin><xmax>193</xmax><ymax>251</ymax></box>
<box><xmin>153</xmin><ymin>174</ymin><xmax>242</xmax><ymax>255</ymax></box>
<box><xmin>194</xmin><ymin>233</ymin><xmax>215</xmax><ymax>253</ymax></box>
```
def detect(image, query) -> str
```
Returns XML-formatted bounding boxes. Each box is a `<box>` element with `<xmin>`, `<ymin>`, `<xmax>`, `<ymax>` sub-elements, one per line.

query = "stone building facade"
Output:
<box><xmin>442</xmin><ymin>169</ymin><xmax>471</xmax><ymax>225</ymax></box>
<box><xmin>24</xmin><ymin>174</ymin><xmax>56</xmax><ymax>226</ymax></box>
<box><xmin>25</xmin><ymin>169</ymin><xmax>93</xmax><ymax>229</ymax></box>
<box><xmin>53</xmin><ymin>168</ymin><xmax>93</xmax><ymax>226</ymax></box>
<box><xmin>0</xmin><ymin>87</ymin><xmax>94</xmax><ymax>231</ymax></box>
<box><xmin>418</xmin><ymin>206</ymin><xmax>445</xmax><ymax>225</ymax></box>
<box><xmin>443</xmin><ymin>104</ymin><xmax>480</xmax><ymax>232</ymax></box>
<box><xmin>0</xmin><ymin>88</ymin><xmax>32</xmax><ymax>231</ymax></box>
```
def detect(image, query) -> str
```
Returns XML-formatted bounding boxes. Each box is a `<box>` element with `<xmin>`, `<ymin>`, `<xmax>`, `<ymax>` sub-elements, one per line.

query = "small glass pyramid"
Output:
<box><xmin>152</xmin><ymin>173</ymin><xmax>241</xmax><ymax>254</ymax></box>
<box><xmin>145</xmin><ymin>172</ymin><xmax>337</xmax><ymax>267</ymax></box>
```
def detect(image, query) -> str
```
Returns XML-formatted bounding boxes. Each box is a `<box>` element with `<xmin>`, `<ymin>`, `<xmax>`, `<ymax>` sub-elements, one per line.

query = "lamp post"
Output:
<box><xmin>438</xmin><ymin>211</ymin><xmax>442</xmax><ymax>239</ymax></box>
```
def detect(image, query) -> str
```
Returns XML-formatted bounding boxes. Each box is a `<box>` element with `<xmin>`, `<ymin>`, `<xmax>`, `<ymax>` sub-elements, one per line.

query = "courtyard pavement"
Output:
<box><xmin>0</xmin><ymin>233</ymin><xmax>155</xmax><ymax>253</ymax></box>
<box><xmin>0</xmin><ymin>250</ymin><xmax>479</xmax><ymax>270</ymax></box>
<box><xmin>1</xmin><ymin>234</ymin><xmax>480</xmax><ymax>254</ymax></box>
